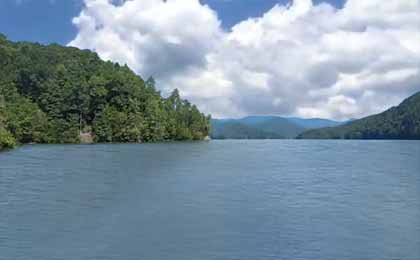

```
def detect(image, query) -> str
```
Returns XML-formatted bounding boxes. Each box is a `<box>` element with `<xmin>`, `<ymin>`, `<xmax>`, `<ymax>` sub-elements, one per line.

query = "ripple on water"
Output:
<box><xmin>0</xmin><ymin>140</ymin><xmax>420</xmax><ymax>260</ymax></box>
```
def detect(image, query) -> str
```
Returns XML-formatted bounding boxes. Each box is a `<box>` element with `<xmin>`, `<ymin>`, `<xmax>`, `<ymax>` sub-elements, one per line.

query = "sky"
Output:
<box><xmin>0</xmin><ymin>0</ymin><xmax>346</xmax><ymax>44</ymax></box>
<box><xmin>1</xmin><ymin>0</ymin><xmax>419</xmax><ymax>120</ymax></box>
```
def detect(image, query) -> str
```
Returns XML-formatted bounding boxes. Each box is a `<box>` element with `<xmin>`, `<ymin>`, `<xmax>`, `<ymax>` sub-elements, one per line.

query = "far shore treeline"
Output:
<box><xmin>0</xmin><ymin>34</ymin><xmax>211</xmax><ymax>150</ymax></box>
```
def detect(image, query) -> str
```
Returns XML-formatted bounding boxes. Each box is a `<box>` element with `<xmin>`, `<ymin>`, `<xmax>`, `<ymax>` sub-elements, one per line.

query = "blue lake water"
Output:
<box><xmin>1</xmin><ymin>140</ymin><xmax>420</xmax><ymax>260</ymax></box>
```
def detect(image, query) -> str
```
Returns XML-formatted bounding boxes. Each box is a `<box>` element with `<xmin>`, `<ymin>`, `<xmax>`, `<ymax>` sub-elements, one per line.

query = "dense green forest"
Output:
<box><xmin>0</xmin><ymin>34</ymin><xmax>210</xmax><ymax>150</ymax></box>
<box><xmin>298</xmin><ymin>91</ymin><xmax>420</xmax><ymax>140</ymax></box>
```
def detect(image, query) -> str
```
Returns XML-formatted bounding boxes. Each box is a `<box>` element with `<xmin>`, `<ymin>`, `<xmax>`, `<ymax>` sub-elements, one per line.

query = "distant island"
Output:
<box><xmin>0</xmin><ymin>34</ymin><xmax>210</xmax><ymax>151</ymax></box>
<box><xmin>298</xmin><ymin>91</ymin><xmax>420</xmax><ymax>140</ymax></box>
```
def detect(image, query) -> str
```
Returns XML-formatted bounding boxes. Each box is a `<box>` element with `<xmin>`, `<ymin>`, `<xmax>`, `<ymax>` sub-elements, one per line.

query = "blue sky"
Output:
<box><xmin>0</xmin><ymin>0</ymin><xmax>418</xmax><ymax>120</ymax></box>
<box><xmin>0</xmin><ymin>0</ymin><xmax>345</xmax><ymax>44</ymax></box>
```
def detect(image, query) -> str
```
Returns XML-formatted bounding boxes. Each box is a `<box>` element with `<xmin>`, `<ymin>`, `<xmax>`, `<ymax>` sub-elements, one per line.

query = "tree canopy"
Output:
<box><xmin>0</xmin><ymin>34</ymin><xmax>211</xmax><ymax>150</ymax></box>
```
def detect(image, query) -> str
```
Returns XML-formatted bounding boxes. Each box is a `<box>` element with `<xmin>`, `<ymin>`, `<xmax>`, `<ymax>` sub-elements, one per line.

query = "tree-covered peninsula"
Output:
<box><xmin>0</xmin><ymin>34</ymin><xmax>210</xmax><ymax>150</ymax></box>
<box><xmin>298</xmin><ymin>91</ymin><xmax>420</xmax><ymax>140</ymax></box>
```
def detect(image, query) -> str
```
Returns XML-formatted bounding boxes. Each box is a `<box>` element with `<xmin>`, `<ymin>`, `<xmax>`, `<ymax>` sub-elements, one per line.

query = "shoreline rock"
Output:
<box><xmin>79</xmin><ymin>131</ymin><xmax>93</xmax><ymax>144</ymax></box>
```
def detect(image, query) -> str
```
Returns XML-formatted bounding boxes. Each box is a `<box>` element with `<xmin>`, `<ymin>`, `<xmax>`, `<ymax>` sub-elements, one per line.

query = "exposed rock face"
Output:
<box><xmin>80</xmin><ymin>132</ymin><xmax>93</xmax><ymax>144</ymax></box>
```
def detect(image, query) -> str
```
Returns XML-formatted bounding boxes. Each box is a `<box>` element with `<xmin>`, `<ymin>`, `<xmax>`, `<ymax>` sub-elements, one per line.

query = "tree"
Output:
<box><xmin>0</xmin><ymin>35</ymin><xmax>211</xmax><ymax>149</ymax></box>
<box><xmin>0</xmin><ymin>96</ymin><xmax>16</xmax><ymax>149</ymax></box>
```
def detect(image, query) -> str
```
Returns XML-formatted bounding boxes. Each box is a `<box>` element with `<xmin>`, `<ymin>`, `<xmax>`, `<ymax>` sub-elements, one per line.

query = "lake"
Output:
<box><xmin>1</xmin><ymin>140</ymin><xmax>419</xmax><ymax>260</ymax></box>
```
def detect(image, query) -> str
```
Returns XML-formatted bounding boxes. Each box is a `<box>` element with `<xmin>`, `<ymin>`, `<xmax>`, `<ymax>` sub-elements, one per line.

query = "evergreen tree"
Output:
<box><xmin>0</xmin><ymin>34</ymin><xmax>211</xmax><ymax>150</ymax></box>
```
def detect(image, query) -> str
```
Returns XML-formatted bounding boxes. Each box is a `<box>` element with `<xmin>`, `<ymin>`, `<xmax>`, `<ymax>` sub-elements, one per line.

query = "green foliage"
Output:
<box><xmin>298</xmin><ymin>91</ymin><xmax>420</xmax><ymax>140</ymax></box>
<box><xmin>0</xmin><ymin>96</ymin><xmax>16</xmax><ymax>150</ymax></box>
<box><xmin>4</xmin><ymin>96</ymin><xmax>48</xmax><ymax>143</ymax></box>
<box><xmin>0</xmin><ymin>127</ymin><xmax>16</xmax><ymax>150</ymax></box>
<box><xmin>0</xmin><ymin>34</ymin><xmax>210</xmax><ymax>149</ymax></box>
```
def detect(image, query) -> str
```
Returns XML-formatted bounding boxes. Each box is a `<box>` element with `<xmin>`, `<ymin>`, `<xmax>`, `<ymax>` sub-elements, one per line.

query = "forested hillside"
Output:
<box><xmin>0</xmin><ymin>34</ymin><xmax>210</xmax><ymax>150</ymax></box>
<box><xmin>298</xmin><ymin>91</ymin><xmax>420</xmax><ymax>140</ymax></box>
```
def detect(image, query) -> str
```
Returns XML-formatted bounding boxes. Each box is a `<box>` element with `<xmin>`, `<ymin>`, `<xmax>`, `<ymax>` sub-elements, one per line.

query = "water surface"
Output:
<box><xmin>1</xmin><ymin>140</ymin><xmax>419</xmax><ymax>260</ymax></box>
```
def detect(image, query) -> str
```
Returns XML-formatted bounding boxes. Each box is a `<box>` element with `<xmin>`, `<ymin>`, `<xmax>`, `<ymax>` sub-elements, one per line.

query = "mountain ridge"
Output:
<box><xmin>298</xmin><ymin>91</ymin><xmax>420</xmax><ymax>140</ymax></box>
<box><xmin>211</xmin><ymin>116</ymin><xmax>344</xmax><ymax>139</ymax></box>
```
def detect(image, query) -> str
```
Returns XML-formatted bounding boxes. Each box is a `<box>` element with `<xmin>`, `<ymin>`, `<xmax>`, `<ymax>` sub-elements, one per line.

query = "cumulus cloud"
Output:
<box><xmin>69</xmin><ymin>0</ymin><xmax>420</xmax><ymax>120</ymax></box>
<box><xmin>70</xmin><ymin>0</ymin><xmax>221</xmax><ymax>79</ymax></box>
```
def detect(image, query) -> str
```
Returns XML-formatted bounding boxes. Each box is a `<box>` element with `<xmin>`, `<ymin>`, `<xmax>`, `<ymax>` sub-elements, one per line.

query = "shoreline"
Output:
<box><xmin>0</xmin><ymin>137</ymin><xmax>212</xmax><ymax>153</ymax></box>
<box><xmin>3</xmin><ymin>137</ymin><xmax>419</xmax><ymax>152</ymax></box>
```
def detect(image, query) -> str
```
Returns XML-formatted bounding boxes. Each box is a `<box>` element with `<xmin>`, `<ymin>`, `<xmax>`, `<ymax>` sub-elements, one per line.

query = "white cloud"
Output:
<box><xmin>69</xmin><ymin>0</ymin><xmax>420</xmax><ymax>120</ymax></box>
<box><xmin>70</xmin><ymin>0</ymin><xmax>221</xmax><ymax>78</ymax></box>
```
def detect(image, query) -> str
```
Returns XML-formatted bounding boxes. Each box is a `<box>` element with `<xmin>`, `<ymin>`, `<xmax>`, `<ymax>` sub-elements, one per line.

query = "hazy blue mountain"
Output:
<box><xmin>298</xmin><ymin>91</ymin><xmax>420</xmax><ymax>140</ymax></box>
<box><xmin>250</xmin><ymin>117</ymin><xmax>305</xmax><ymax>138</ymax></box>
<box><xmin>239</xmin><ymin>116</ymin><xmax>278</xmax><ymax>125</ymax></box>
<box><xmin>287</xmin><ymin>117</ymin><xmax>342</xmax><ymax>129</ymax></box>
<box><xmin>211</xmin><ymin>116</ymin><xmax>344</xmax><ymax>139</ymax></box>
<box><xmin>211</xmin><ymin>119</ymin><xmax>286</xmax><ymax>139</ymax></box>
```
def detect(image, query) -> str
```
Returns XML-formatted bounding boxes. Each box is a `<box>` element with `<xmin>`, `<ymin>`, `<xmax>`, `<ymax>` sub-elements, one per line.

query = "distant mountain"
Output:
<box><xmin>211</xmin><ymin>120</ymin><xmax>286</xmax><ymax>139</ymax></box>
<box><xmin>287</xmin><ymin>117</ymin><xmax>342</xmax><ymax>129</ymax></box>
<box><xmin>298</xmin><ymin>91</ymin><xmax>420</xmax><ymax>140</ymax></box>
<box><xmin>239</xmin><ymin>116</ymin><xmax>278</xmax><ymax>125</ymax></box>
<box><xmin>211</xmin><ymin>116</ymin><xmax>343</xmax><ymax>139</ymax></box>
